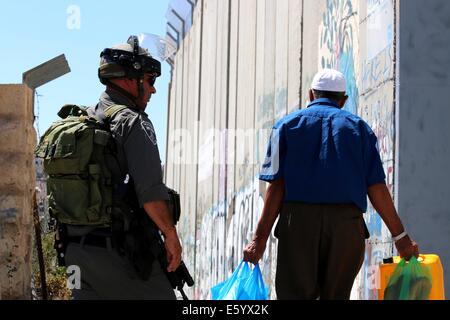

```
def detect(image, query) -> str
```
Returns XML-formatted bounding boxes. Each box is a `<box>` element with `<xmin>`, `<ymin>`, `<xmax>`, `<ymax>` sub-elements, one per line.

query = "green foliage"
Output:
<box><xmin>32</xmin><ymin>231</ymin><xmax>72</xmax><ymax>300</ymax></box>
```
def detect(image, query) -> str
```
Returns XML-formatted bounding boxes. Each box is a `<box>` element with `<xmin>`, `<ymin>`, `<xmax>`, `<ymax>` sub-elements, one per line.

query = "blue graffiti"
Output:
<box><xmin>340</xmin><ymin>50</ymin><xmax>359</xmax><ymax>114</ymax></box>
<box><xmin>365</xmin><ymin>205</ymin><xmax>383</xmax><ymax>238</ymax></box>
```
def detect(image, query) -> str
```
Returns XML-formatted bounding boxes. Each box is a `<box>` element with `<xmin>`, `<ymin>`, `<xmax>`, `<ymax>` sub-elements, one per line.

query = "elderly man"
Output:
<box><xmin>244</xmin><ymin>69</ymin><xmax>419</xmax><ymax>300</ymax></box>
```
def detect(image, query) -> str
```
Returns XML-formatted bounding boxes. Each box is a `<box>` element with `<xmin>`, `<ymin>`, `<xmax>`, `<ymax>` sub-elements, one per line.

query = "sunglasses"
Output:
<box><xmin>147</xmin><ymin>75</ymin><xmax>157</xmax><ymax>87</ymax></box>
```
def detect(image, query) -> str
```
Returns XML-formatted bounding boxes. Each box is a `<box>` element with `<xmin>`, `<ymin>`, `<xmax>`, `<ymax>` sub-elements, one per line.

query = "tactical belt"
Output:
<box><xmin>67</xmin><ymin>228</ymin><xmax>113</xmax><ymax>250</ymax></box>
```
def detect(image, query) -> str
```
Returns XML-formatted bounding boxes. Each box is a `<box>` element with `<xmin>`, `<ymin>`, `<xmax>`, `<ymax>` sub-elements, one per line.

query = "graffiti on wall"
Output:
<box><xmin>356</xmin><ymin>94</ymin><xmax>395</xmax><ymax>299</ymax></box>
<box><xmin>360</xmin><ymin>93</ymin><xmax>395</xmax><ymax>162</ymax></box>
<box><xmin>195</xmin><ymin>199</ymin><xmax>227</xmax><ymax>299</ymax></box>
<box><xmin>317</xmin><ymin>0</ymin><xmax>396</xmax><ymax>300</ymax></box>
<box><xmin>361</xmin><ymin>44</ymin><xmax>393</xmax><ymax>96</ymax></box>
<box><xmin>319</xmin><ymin>0</ymin><xmax>359</xmax><ymax>114</ymax></box>
<box><xmin>352</xmin><ymin>239</ymin><xmax>394</xmax><ymax>300</ymax></box>
<box><xmin>194</xmin><ymin>87</ymin><xmax>290</xmax><ymax>299</ymax></box>
<box><xmin>366</xmin><ymin>0</ymin><xmax>394</xmax><ymax>61</ymax></box>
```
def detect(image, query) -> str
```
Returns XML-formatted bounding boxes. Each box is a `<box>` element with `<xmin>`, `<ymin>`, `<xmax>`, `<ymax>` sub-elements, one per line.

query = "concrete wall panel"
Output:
<box><xmin>301</xmin><ymin>0</ymin><xmax>325</xmax><ymax>104</ymax></box>
<box><xmin>287</xmin><ymin>0</ymin><xmax>302</xmax><ymax>112</ymax></box>
<box><xmin>397</xmin><ymin>0</ymin><xmax>450</xmax><ymax>296</ymax></box>
<box><xmin>225</xmin><ymin>0</ymin><xmax>239</xmax><ymax>213</ymax></box>
<box><xmin>274</xmin><ymin>0</ymin><xmax>289</xmax><ymax>120</ymax></box>
<box><xmin>195</xmin><ymin>0</ymin><xmax>219</xmax><ymax>298</ymax></box>
<box><xmin>166</xmin><ymin>58</ymin><xmax>178</xmax><ymax>188</ymax></box>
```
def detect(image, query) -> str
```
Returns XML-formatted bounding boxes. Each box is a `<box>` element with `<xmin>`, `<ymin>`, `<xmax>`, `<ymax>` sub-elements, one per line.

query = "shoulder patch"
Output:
<box><xmin>141</xmin><ymin>120</ymin><xmax>157</xmax><ymax>145</ymax></box>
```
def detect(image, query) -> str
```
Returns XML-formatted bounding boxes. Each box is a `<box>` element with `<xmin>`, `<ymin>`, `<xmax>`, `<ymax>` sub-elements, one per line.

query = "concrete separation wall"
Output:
<box><xmin>0</xmin><ymin>84</ymin><xmax>36</xmax><ymax>299</ymax></box>
<box><xmin>166</xmin><ymin>0</ymin><xmax>448</xmax><ymax>299</ymax></box>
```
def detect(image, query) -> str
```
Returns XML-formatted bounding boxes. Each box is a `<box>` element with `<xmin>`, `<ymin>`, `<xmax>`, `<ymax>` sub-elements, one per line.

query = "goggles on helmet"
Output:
<box><xmin>100</xmin><ymin>48</ymin><xmax>161</xmax><ymax>78</ymax></box>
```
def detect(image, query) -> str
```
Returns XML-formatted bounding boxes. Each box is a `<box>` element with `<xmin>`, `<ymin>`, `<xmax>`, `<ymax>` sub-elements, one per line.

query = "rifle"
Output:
<box><xmin>115</xmin><ymin>185</ymin><xmax>194</xmax><ymax>299</ymax></box>
<box><xmin>148</xmin><ymin>224</ymin><xmax>194</xmax><ymax>300</ymax></box>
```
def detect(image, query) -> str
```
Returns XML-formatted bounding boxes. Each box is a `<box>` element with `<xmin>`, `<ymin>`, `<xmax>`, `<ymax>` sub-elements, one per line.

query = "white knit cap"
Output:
<box><xmin>311</xmin><ymin>68</ymin><xmax>346</xmax><ymax>92</ymax></box>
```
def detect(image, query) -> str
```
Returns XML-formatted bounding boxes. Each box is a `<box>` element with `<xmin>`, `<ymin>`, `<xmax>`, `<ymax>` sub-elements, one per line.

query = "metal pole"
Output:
<box><xmin>33</xmin><ymin>190</ymin><xmax>48</xmax><ymax>300</ymax></box>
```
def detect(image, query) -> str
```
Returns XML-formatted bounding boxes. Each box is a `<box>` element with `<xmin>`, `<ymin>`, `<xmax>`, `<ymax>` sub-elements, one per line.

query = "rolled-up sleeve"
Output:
<box><xmin>122</xmin><ymin>114</ymin><xmax>169</xmax><ymax>206</ymax></box>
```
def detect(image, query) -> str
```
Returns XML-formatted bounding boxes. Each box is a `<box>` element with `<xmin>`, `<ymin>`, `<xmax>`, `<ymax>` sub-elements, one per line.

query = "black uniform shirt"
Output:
<box><xmin>93</xmin><ymin>90</ymin><xmax>169</xmax><ymax>206</ymax></box>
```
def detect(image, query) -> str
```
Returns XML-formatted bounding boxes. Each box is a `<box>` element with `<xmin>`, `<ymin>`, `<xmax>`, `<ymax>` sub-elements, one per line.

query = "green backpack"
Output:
<box><xmin>35</xmin><ymin>104</ymin><xmax>127</xmax><ymax>226</ymax></box>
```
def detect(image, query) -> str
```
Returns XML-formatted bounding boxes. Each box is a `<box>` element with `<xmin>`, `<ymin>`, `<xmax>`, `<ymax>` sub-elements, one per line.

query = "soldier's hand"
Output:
<box><xmin>164</xmin><ymin>228</ymin><xmax>182</xmax><ymax>272</ymax></box>
<box><xmin>243</xmin><ymin>238</ymin><xmax>267</xmax><ymax>264</ymax></box>
<box><xmin>395</xmin><ymin>235</ymin><xmax>419</xmax><ymax>261</ymax></box>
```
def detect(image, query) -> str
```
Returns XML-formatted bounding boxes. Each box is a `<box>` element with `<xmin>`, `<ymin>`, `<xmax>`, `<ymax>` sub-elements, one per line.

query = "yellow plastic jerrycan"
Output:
<box><xmin>379</xmin><ymin>254</ymin><xmax>445</xmax><ymax>300</ymax></box>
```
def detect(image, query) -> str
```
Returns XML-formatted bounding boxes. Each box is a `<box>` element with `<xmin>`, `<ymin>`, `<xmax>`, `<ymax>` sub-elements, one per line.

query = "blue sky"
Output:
<box><xmin>0</xmin><ymin>0</ymin><xmax>171</xmax><ymax>162</ymax></box>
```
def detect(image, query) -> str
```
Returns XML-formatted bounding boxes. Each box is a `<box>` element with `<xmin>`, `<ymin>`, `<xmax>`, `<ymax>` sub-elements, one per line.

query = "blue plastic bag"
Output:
<box><xmin>211</xmin><ymin>260</ymin><xmax>250</xmax><ymax>300</ymax></box>
<box><xmin>239</xmin><ymin>264</ymin><xmax>269</xmax><ymax>300</ymax></box>
<box><xmin>211</xmin><ymin>260</ymin><xmax>268</xmax><ymax>300</ymax></box>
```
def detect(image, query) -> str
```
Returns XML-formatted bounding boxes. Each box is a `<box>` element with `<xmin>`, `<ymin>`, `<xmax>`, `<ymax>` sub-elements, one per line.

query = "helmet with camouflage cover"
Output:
<box><xmin>98</xmin><ymin>35</ymin><xmax>161</xmax><ymax>84</ymax></box>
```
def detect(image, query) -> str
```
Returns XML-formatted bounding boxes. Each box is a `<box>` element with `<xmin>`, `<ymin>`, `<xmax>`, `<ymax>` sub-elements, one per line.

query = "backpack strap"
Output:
<box><xmin>103</xmin><ymin>104</ymin><xmax>128</xmax><ymax>121</ymax></box>
<box><xmin>92</xmin><ymin>104</ymin><xmax>128</xmax><ymax>125</ymax></box>
<box><xmin>57</xmin><ymin>104</ymin><xmax>89</xmax><ymax>119</ymax></box>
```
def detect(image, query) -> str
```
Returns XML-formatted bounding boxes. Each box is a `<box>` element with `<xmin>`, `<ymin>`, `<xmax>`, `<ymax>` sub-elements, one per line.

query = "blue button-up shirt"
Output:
<box><xmin>260</xmin><ymin>98</ymin><xmax>386</xmax><ymax>212</ymax></box>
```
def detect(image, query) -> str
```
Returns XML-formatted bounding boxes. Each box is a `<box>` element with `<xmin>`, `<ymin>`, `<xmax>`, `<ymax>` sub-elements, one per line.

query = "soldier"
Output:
<box><xmin>63</xmin><ymin>36</ymin><xmax>182</xmax><ymax>299</ymax></box>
